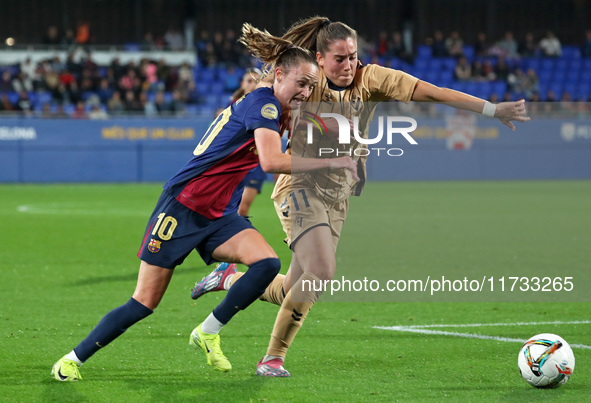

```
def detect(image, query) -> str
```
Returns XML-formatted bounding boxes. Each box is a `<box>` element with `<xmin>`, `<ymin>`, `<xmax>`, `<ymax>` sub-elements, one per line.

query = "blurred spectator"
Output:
<box><xmin>196</xmin><ymin>31</ymin><xmax>210</xmax><ymax>54</ymax></box>
<box><xmin>12</xmin><ymin>72</ymin><xmax>33</xmax><ymax>93</ymax></box>
<box><xmin>539</xmin><ymin>31</ymin><xmax>561</xmax><ymax>57</ymax></box>
<box><xmin>41</xmin><ymin>103</ymin><xmax>53</xmax><ymax>118</ymax></box>
<box><xmin>474</xmin><ymin>32</ymin><xmax>489</xmax><ymax>57</ymax></box>
<box><xmin>178</xmin><ymin>62</ymin><xmax>194</xmax><ymax>87</ymax></box>
<box><xmin>154</xmin><ymin>91</ymin><xmax>169</xmax><ymax>114</ymax></box>
<box><xmin>164</xmin><ymin>28</ymin><xmax>184</xmax><ymax>50</ymax></box>
<box><xmin>72</xmin><ymin>100</ymin><xmax>88</xmax><ymax>119</ymax></box>
<box><xmin>223</xmin><ymin>67</ymin><xmax>240</xmax><ymax>92</ymax></box>
<box><xmin>170</xmin><ymin>90</ymin><xmax>186</xmax><ymax>115</ymax></box>
<box><xmin>519</xmin><ymin>32</ymin><xmax>538</xmax><ymax>57</ymax></box>
<box><xmin>377</xmin><ymin>31</ymin><xmax>389</xmax><ymax>57</ymax></box>
<box><xmin>482</xmin><ymin>59</ymin><xmax>496</xmax><ymax>80</ymax></box>
<box><xmin>140</xmin><ymin>92</ymin><xmax>157</xmax><ymax>116</ymax></box>
<box><xmin>0</xmin><ymin>70</ymin><xmax>14</xmax><ymax>91</ymax></box>
<box><xmin>76</xmin><ymin>21</ymin><xmax>91</xmax><ymax>44</ymax></box>
<box><xmin>141</xmin><ymin>32</ymin><xmax>157</xmax><ymax>50</ymax></box>
<box><xmin>61</xmin><ymin>29</ymin><xmax>75</xmax><ymax>47</ymax></box>
<box><xmin>15</xmin><ymin>91</ymin><xmax>33</xmax><ymax>115</ymax></box>
<box><xmin>107</xmin><ymin>92</ymin><xmax>124</xmax><ymax>114</ymax></box>
<box><xmin>88</xmin><ymin>105</ymin><xmax>108</xmax><ymax>119</ymax></box>
<box><xmin>454</xmin><ymin>56</ymin><xmax>471</xmax><ymax>80</ymax></box>
<box><xmin>68</xmin><ymin>81</ymin><xmax>82</xmax><ymax>104</ymax></box>
<box><xmin>471</xmin><ymin>61</ymin><xmax>485</xmax><ymax>80</ymax></box>
<box><xmin>494</xmin><ymin>57</ymin><xmax>510</xmax><ymax>81</ymax></box>
<box><xmin>0</xmin><ymin>93</ymin><xmax>14</xmax><ymax>111</ymax></box>
<box><xmin>59</xmin><ymin>69</ymin><xmax>75</xmax><ymax>87</ymax></box>
<box><xmin>430</xmin><ymin>31</ymin><xmax>447</xmax><ymax>57</ymax></box>
<box><xmin>502</xmin><ymin>91</ymin><xmax>512</xmax><ymax>102</ymax></box>
<box><xmin>496</xmin><ymin>31</ymin><xmax>519</xmax><ymax>59</ymax></box>
<box><xmin>124</xmin><ymin>90</ymin><xmax>142</xmax><ymax>112</ymax></box>
<box><xmin>43</xmin><ymin>26</ymin><xmax>61</xmax><ymax>45</ymax></box>
<box><xmin>488</xmin><ymin>93</ymin><xmax>499</xmax><ymax>103</ymax></box>
<box><xmin>201</xmin><ymin>42</ymin><xmax>218</xmax><ymax>67</ymax></box>
<box><xmin>507</xmin><ymin>68</ymin><xmax>525</xmax><ymax>92</ymax></box>
<box><xmin>389</xmin><ymin>32</ymin><xmax>410</xmax><ymax>61</ymax></box>
<box><xmin>54</xmin><ymin>104</ymin><xmax>70</xmax><ymax>118</ymax></box>
<box><xmin>20</xmin><ymin>58</ymin><xmax>39</xmax><ymax>87</ymax></box>
<box><xmin>546</xmin><ymin>90</ymin><xmax>556</xmax><ymax>102</ymax></box>
<box><xmin>97</xmin><ymin>78</ymin><xmax>113</xmax><ymax>104</ymax></box>
<box><xmin>49</xmin><ymin>56</ymin><xmax>64</xmax><ymax>73</ymax></box>
<box><xmin>445</xmin><ymin>31</ymin><xmax>464</xmax><ymax>57</ymax></box>
<box><xmin>582</xmin><ymin>30</ymin><xmax>591</xmax><ymax>58</ymax></box>
<box><xmin>522</xmin><ymin>69</ymin><xmax>540</xmax><ymax>99</ymax></box>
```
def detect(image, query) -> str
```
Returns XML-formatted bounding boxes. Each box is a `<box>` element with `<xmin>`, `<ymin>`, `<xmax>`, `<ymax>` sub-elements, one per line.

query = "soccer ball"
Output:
<box><xmin>518</xmin><ymin>333</ymin><xmax>575</xmax><ymax>388</ymax></box>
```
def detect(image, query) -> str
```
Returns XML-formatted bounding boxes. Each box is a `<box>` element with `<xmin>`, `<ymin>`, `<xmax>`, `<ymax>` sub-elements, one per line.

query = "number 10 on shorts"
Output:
<box><xmin>151</xmin><ymin>213</ymin><xmax>178</xmax><ymax>240</ymax></box>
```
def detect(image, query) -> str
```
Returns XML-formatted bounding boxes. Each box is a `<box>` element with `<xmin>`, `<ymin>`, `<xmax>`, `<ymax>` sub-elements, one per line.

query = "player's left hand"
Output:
<box><xmin>494</xmin><ymin>99</ymin><xmax>531</xmax><ymax>131</ymax></box>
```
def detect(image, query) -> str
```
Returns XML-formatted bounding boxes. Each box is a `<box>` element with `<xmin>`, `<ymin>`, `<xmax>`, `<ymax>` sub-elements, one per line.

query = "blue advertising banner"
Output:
<box><xmin>1</xmin><ymin>116</ymin><xmax>590</xmax><ymax>183</ymax></box>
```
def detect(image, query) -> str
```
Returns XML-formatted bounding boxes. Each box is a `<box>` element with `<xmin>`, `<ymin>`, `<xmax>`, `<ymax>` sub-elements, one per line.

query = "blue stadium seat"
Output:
<box><xmin>538</xmin><ymin>71</ymin><xmax>552</xmax><ymax>82</ymax></box>
<box><xmin>196</xmin><ymin>82</ymin><xmax>209</xmax><ymax>94</ymax></box>
<box><xmin>163</xmin><ymin>92</ymin><xmax>173</xmax><ymax>103</ymax></box>
<box><xmin>555</xmin><ymin>60</ymin><xmax>569</xmax><ymax>72</ymax></box>
<box><xmin>462</xmin><ymin>45</ymin><xmax>475</xmax><ymax>60</ymax></box>
<box><xmin>417</xmin><ymin>45</ymin><xmax>432</xmax><ymax>59</ymax></box>
<box><xmin>441</xmin><ymin>58</ymin><xmax>456</xmax><ymax>71</ymax></box>
<box><xmin>568</xmin><ymin>59</ymin><xmax>582</xmax><ymax>72</ymax></box>
<box><xmin>493</xmin><ymin>81</ymin><xmax>507</xmax><ymax>98</ymax></box>
<box><xmin>414</xmin><ymin>59</ymin><xmax>430</xmax><ymax>72</ymax></box>
<box><xmin>563</xmin><ymin>84</ymin><xmax>577</xmax><ymax>97</ymax></box>
<box><xmin>562</xmin><ymin>46</ymin><xmax>581</xmax><ymax>59</ymax></box>
<box><xmin>527</xmin><ymin>59</ymin><xmax>540</xmax><ymax>72</ymax></box>
<box><xmin>552</xmin><ymin>71</ymin><xmax>566</xmax><ymax>82</ymax></box>
<box><xmin>185</xmin><ymin>105</ymin><xmax>199</xmax><ymax>115</ymax></box>
<box><xmin>199</xmin><ymin>68</ymin><xmax>216</xmax><ymax>82</ymax></box>
<box><xmin>423</xmin><ymin>71</ymin><xmax>439</xmax><ymax>83</ymax></box>
<box><xmin>564</xmin><ymin>73</ymin><xmax>580</xmax><ymax>85</ymax></box>
<box><xmin>82</xmin><ymin>91</ymin><xmax>95</xmax><ymax>101</ymax></box>
<box><xmin>550</xmin><ymin>84</ymin><xmax>563</xmax><ymax>96</ymax></box>
<box><xmin>36</xmin><ymin>92</ymin><xmax>52</xmax><ymax>105</ymax></box>
<box><xmin>5</xmin><ymin>92</ymin><xmax>19</xmax><ymax>104</ymax></box>
<box><xmin>205</xmin><ymin>94</ymin><xmax>218</xmax><ymax>107</ymax></box>
<box><xmin>124</xmin><ymin>43</ymin><xmax>140</xmax><ymax>51</ymax></box>
<box><xmin>210</xmin><ymin>82</ymin><xmax>224</xmax><ymax>95</ymax></box>
<box><xmin>540</xmin><ymin>59</ymin><xmax>555</xmax><ymax>72</ymax></box>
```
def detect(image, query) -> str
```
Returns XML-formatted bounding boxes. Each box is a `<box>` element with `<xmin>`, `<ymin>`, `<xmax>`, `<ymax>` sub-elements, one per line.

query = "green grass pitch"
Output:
<box><xmin>1</xmin><ymin>181</ymin><xmax>590</xmax><ymax>402</ymax></box>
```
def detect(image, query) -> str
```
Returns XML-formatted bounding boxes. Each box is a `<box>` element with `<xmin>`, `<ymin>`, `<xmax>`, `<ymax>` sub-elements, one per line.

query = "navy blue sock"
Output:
<box><xmin>74</xmin><ymin>298</ymin><xmax>153</xmax><ymax>362</ymax></box>
<box><xmin>212</xmin><ymin>257</ymin><xmax>281</xmax><ymax>324</ymax></box>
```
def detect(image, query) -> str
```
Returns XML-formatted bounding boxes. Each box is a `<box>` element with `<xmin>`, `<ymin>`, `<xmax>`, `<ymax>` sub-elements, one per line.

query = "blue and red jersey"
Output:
<box><xmin>164</xmin><ymin>87</ymin><xmax>281</xmax><ymax>220</ymax></box>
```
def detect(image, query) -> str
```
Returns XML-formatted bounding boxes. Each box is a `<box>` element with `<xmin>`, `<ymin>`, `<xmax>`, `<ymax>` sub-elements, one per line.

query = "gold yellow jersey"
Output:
<box><xmin>272</xmin><ymin>63</ymin><xmax>419</xmax><ymax>202</ymax></box>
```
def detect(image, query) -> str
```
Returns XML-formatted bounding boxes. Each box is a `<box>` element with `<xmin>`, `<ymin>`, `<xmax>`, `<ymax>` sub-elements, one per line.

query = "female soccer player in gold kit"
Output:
<box><xmin>193</xmin><ymin>17</ymin><xmax>529</xmax><ymax>377</ymax></box>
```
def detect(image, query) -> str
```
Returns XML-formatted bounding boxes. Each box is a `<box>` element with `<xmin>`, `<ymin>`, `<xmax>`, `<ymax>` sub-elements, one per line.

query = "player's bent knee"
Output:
<box><xmin>247</xmin><ymin>257</ymin><xmax>281</xmax><ymax>293</ymax></box>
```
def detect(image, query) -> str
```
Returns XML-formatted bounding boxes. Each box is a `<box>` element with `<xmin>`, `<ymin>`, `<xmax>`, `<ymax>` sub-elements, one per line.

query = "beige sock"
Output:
<box><xmin>230</xmin><ymin>271</ymin><xmax>286</xmax><ymax>306</ymax></box>
<box><xmin>266</xmin><ymin>272</ymin><xmax>323</xmax><ymax>358</ymax></box>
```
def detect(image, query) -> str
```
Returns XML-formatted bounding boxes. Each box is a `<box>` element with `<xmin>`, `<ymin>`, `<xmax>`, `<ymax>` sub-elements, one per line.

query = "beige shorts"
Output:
<box><xmin>273</xmin><ymin>187</ymin><xmax>349</xmax><ymax>250</ymax></box>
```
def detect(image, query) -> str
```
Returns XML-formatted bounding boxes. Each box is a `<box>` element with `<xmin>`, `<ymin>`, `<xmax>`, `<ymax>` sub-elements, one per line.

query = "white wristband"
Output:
<box><xmin>482</xmin><ymin>101</ymin><xmax>496</xmax><ymax>118</ymax></box>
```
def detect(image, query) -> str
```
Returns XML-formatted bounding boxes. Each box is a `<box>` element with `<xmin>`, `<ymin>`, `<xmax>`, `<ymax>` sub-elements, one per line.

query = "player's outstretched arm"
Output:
<box><xmin>411</xmin><ymin>80</ymin><xmax>531</xmax><ymax>131</ymax></box>
<box><xmin>254</xmin><ymin>127</ymin><xmax>359</xmax><ymax>180</ymax></box>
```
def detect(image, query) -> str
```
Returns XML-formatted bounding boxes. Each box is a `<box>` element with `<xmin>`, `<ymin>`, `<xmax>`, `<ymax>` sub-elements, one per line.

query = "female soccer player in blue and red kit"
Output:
<box><xmin>51</xmin><ymin>37</ymin><xmax>358</xmax><ymax>380</ymax></box>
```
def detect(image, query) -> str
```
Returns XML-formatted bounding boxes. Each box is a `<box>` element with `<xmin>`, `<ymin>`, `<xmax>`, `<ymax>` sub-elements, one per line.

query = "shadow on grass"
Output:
<box><xmin>70</xmin><ymin>265</ymin><xmax>210</xmax><ymax>286</ymax></box>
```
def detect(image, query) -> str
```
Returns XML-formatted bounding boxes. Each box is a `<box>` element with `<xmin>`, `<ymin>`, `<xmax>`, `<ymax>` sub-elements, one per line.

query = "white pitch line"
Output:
<box><xmin>389</xmin><ymin>320</ymin><xmax>591</xmax><ymax>329</ymax></box>
<box><xmin>374</xmin><ymin>321</ymin><xmax>591</xmax><ymax>350</ymax></box>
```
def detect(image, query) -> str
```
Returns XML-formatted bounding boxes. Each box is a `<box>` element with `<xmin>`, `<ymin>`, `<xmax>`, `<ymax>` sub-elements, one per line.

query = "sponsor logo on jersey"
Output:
<box><xmin>148</xmin><ymin>238</ymin><xmax>161</xmax><ymax>253</ymax></box>
<box><xmin>261</xmin><ymin>103</ymin><xmax>279</xmax><ymax>120</ymax></box>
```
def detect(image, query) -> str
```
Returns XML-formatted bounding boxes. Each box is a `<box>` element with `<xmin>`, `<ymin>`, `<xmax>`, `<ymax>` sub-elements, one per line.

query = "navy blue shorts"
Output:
<box><xmin>241</xmin><ymin>164</ymin><xmax>266</xmax><ymax>194</ymax></box>
<box><xmin>138</xmin><ymin>190</ymin><xmax>256</xmax><ymax>269</ymax></box>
